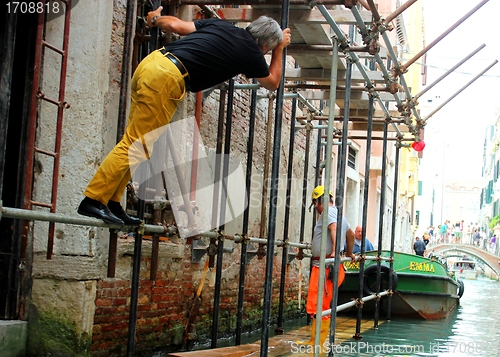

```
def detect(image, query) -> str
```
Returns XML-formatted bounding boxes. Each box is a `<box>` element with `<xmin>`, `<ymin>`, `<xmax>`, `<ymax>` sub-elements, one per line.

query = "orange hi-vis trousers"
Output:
<box><xmin>306</xmin><ymin>264</ymin><xmax>345</xmax><ymax>320</ymax></box>
<box><xmin>84</xmin><ymin>50</ymin><xmax>188</xmax><ymax>204</ymax></box>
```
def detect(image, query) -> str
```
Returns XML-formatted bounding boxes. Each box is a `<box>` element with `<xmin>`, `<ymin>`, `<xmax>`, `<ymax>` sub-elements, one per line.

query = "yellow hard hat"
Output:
<box><xmin>311</xmin><ymin>185</ymin><xmax>333</xmax><ymax>201</ymax></box>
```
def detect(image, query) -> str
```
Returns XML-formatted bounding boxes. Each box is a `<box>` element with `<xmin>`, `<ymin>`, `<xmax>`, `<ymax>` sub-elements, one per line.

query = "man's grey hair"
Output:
<box><xmin>246</xmin><ymin>16</ymin><xmax>283</xmax><ymax>51</ymax></box>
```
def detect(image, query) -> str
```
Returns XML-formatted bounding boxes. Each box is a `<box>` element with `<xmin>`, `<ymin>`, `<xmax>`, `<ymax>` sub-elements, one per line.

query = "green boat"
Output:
<box><xmin>337</xmin><ymin>250</ymin><xmax>463</xmax><ymax>319</ymax></box>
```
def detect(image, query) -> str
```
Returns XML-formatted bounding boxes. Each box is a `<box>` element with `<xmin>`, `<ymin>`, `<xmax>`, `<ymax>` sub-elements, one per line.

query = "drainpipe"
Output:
<box><xmin>211</xmin><ymin>79</ymin><xmax>235</xmax><ymax>348</ymax></box>
<box><xmin>373</xmin><ymin>119</ymin><xmax>389</xmax><ymax>329</ymax></box>
<box><xmin>354</xmin><ymin>95</ymin><xmax>374</xmax><ymax>339</ymax></box>
<box><xmin>260</xmin><ymin>0</ymin><xmax>290</xmax><ymax>353</ymax></box>
<box><xmin>386</xmin><ymin>140</ymin><xmax>401</xmax><ymax>320</ymax></box>
<box><xmin>235</xmin><ymin>80</ymin><xmax>258</xmax><ymax>345</ymax></box>
<box><xmin>276</xmin><ymin>90</ymin><xmax>298</xmax><ymax>333</ymax></box>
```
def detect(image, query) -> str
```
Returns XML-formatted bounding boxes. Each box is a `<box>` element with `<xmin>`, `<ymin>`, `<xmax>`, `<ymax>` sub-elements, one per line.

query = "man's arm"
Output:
<box><xmin>327</xmin><ymin>222</ymin><xmax>337</xmax><ymax>257</ymax></box>
<box><xmin>345</xmin><ymin>228</ymin><xmax>356</xmax><ymax>261</ymax></box>
<box><xmin>256</xmin><ymin>28</ymin><xmax>291</xmax><ymax>91</ymax></box>
<box><xmin>147</xmin><ymin>6</ymin><xmax>196</xmax><ymax>36</ymax></box>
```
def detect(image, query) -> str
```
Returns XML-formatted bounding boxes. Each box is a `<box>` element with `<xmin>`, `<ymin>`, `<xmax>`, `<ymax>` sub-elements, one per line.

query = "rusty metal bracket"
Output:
<box><xmin>354</xmin><ymin>297</ymin><xmax>365</xmax><ymax>308</ymax></box>
<box><xmin>246</xmin><ymin>242</ymin><xmax>259</xmax><ymax>262</ymax></box>
<box><xmin>192</xmin><ymin>239</ymin><xmax>208</xmax><ymax>263</ymax></box>
<box><xmin>286</xmin><ymin>246</ymin><xmax>298</xmax><ymax>265</ymax></box>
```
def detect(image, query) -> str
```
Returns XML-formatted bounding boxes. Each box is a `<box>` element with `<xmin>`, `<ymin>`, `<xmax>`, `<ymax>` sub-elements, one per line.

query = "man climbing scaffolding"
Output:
<box><xmin>299</xmin><ymin>185</ymin><xmax>355</xmax><ymax>348</ymax></box>
<box><xmin>77</xmin><ymin>6</ymin><xmax>291</xmax><ymax>225</ymax></box>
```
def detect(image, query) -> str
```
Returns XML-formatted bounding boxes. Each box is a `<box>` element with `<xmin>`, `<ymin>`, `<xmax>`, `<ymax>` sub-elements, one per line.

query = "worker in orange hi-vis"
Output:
<box><xmin>299</xmin><ymin>185</ymin><xmax>355</xmax><ymax>348</ymax></box>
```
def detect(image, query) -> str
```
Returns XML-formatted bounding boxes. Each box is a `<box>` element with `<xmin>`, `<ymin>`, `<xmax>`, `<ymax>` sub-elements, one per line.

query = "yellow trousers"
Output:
<box><xmin>84</xmin><ymin>50</ymin><xmax>187</xmax><ymax>204</ymax></box>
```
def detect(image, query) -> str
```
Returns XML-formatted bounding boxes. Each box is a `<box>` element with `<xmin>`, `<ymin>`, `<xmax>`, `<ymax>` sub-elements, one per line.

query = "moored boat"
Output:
<box><xmin>338</xmin><ymin>250</ymin><xmax>463</xmax><ymax>320</ymax></box>
<box><xmin>450</xmin><ymin>257</ymin><xmax>479</xmax><ymax>280</ymax></box>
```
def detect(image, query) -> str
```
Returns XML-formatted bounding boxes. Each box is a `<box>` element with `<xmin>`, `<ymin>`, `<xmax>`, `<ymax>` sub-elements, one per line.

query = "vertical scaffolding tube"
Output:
<box><xmin>324</xmin><ymin>47</ymin><xmax>351</xmax><ymax>351</ymax></box>
<box><xmin>1</xmin><ymin>10</ymin><xmax>17</xmax><ymax>320</ymax></box>
<box><xmin>373</xmin><ymin>120</ymin><xmax>389</xmax><ymax>329</ymax></box>
<box><xmin>276</xmin><ymin>91</ymin><xmax>298</xmax><ymax>333</ymax></box>
<box><xmin>299</xmin><ymin>119</ymin><xmax>312</xmax><ymax>245</ymax></box>
<box><xmin>235</xmin><ymin>80</ymin><xmax>258</xmax><ymax>345</ymax></box>
<box><xmin>209</xmin><ymin>89</ymin><xmax>227</xmax><ymax>270</ymax></box>
<box><xmin>386</xmin><ymin>142</ymin><xmax>401</xmax><ymax>320</ymax></box>
<box><xmin>211</xmin><ymin>79</ymin><xmax>235</xmax><ymax>348</ymax></box>
<box><xmin>0</xmin><ymin>12</ymin><xmax>16</xmax><ymax>198</ymax></box>
<box><xmin>260</xmin><ymin>0</ymin><xmax>290</xmax><ymax>353</ymax></box>
<box><xmin>116</xmin><ymin>0</ymin><xmax>137</xmax><ymax>141</ymax></box>
<box><xmin>354</xmin><ymin>95</ymin><xmax>374</xmax><ymax>337</ymax></box>
<box><xmin>126</xmin><ymin>186</ymin><xmax>146</xmax><ymax>356</ymax></box>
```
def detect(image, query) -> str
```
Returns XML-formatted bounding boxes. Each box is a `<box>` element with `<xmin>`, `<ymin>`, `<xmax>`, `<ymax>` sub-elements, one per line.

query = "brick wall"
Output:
<box><xmin>91</xmin><ymin>243</ymin><xmax>305</xmax><ymax>356</ymax></box>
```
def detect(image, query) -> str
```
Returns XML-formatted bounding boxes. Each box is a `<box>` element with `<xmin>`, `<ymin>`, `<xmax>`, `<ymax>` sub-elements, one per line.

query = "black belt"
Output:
<box><xmin>159</xmin><ymin>47</ymin><xmax>191</xmax><ymax>91</ymax></box>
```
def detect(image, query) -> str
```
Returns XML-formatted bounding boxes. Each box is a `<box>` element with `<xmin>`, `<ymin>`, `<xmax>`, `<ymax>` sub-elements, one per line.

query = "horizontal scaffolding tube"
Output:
<box><xmin>0</xmin><ymin>205</ymin><xmax>311</xmax><ymax>249</ymax></box>
<box><xmin>323</xmin><ymin>255</ymin><xmax>392</xmax><ymax>266</ymax></box>
<box><xmin>321</xmin><ymin>290</ymin><xmax>390</xmax><ymax>317</ymax></box>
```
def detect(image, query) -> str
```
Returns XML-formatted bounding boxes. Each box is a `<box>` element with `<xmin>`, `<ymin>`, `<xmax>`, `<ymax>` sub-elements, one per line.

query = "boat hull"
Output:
<box><xmin>338</xmin><ymin>251</ymin><xmax>461</xmax><ymax>320</ymax></box>
<box><xmin>453</xmin><ymin>270</ymin><xmax>478</xmax><ymax>280</ymax></box>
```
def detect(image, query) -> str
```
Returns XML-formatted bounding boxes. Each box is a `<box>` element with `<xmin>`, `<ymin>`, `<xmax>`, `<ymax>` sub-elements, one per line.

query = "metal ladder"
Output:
<box><xmin>23</xmin><ymin>0</ymin><xmax>72</xmax><ymax>259</ymax></box>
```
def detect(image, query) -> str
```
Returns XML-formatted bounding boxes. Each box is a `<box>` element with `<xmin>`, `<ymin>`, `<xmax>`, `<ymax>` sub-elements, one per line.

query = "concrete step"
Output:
<box><xmin>0</xmin><ymin>320</ymin><xmax>27</xmax><ymax>357</ymax></box>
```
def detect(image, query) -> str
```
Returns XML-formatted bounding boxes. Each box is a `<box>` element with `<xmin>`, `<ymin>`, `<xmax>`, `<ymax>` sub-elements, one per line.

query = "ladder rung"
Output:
<box><xmin>36</xmin><ymin>91</ymin><xmax>70</xmax><ymax>108</ymax></box>
<box><xmin>42</xmin><ymin>40</ymin><xmax>64</xmax><ymax>55</ymax></box>
<box><xmin>31</xmin><ymin>201</ymin><xmax>54</xmax><ymax>209</ymax></box>
<box><xmin>34</xmin><ymin>147</ymin><xmax>57</xmax><ymax>157</ymax></box>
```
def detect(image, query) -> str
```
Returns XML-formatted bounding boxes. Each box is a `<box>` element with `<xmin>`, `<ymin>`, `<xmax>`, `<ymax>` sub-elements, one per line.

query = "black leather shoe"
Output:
<box><xmin>78</xmin><ymin>197</ymin><xmax>124</xmax><ymax>225</ymax></box>
<box><xmin>108</xmin><ymin>201</ymin><xmax>142</xmax><ymax>226</ymax></box>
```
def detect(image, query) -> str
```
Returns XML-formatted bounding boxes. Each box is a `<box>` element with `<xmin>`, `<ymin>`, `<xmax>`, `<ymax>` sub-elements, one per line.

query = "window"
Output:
<box><xmin>348</xmin><ymin>146</ymin><xmax>357</xmax><ymax>169</ymax></box>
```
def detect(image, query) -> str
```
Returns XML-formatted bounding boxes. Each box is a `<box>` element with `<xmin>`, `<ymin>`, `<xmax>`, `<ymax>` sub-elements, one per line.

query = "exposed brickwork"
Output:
<box><xmin>91</xmin><ymin>243</ymin><xmax>305</xmax><ymax>356</ymax></box>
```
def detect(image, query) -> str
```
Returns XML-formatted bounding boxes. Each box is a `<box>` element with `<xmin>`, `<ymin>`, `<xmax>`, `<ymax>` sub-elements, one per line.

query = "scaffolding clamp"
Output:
<box><xmin>354</xmin><ymin>297</ymin><xmax>364</xmax><ymax>308</ymax></box>
<box><xmin>239</xmin><ymin>233</ymin><xmax>250</xmax><ymax>245</ymax></box>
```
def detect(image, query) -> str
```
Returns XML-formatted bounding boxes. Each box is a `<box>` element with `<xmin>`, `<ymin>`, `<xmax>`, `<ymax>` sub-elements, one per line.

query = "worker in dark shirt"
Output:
<box><xmin>77</xmin><ymin>6</ymin><xmax>291</xmax><ymax>224</ymax></box>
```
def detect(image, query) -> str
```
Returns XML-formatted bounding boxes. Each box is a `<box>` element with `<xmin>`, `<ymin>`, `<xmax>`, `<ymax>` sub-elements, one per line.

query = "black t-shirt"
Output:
<box><xmin>163</xmin><ymin>18</ymin><xmax>270</xmax><ymax>92</ymax></box>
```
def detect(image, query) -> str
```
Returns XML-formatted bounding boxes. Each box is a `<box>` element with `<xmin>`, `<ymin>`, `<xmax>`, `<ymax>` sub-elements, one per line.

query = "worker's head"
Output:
<box><xmin>309</xmin><ymin>185</ymin><xmax>333</xmax><ymax>213</ymax></box>
<box><xmin>246</xmin><ymin>16</ymin><xmax>283</xmax><ymax>53</ymax></box>
<box><xmin>355</xmin><ymin>226</ymin><xmax>363</xmax><ymax>240</ymax></box>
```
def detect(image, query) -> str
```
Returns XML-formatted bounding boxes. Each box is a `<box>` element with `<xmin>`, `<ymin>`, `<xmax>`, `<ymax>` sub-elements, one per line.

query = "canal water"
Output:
<box><xmin>187</xmin><ymin>277</ymin><xmax>500</xmax><ymax>356</ymax></box>
<box><xmin>331</xmin><ymin>277</ymin><xmax>500</xmax><ymax>357</ymax></box>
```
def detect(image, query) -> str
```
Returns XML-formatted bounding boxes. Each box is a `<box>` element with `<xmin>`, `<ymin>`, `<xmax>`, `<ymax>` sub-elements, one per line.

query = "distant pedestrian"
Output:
<box><xmin>490</xmin><ymin>235</ymin><xmax>497</xmax><ymax>253</ymax></box>
<box><xmin>413</xmin><ymin>237</ymin><xmax>426</xmax><ymax>256</ymax></box>
<box><xmin>423</xmin><ymin>232</ymin><xmax>430</xmax><ymax>246</ymax></box>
